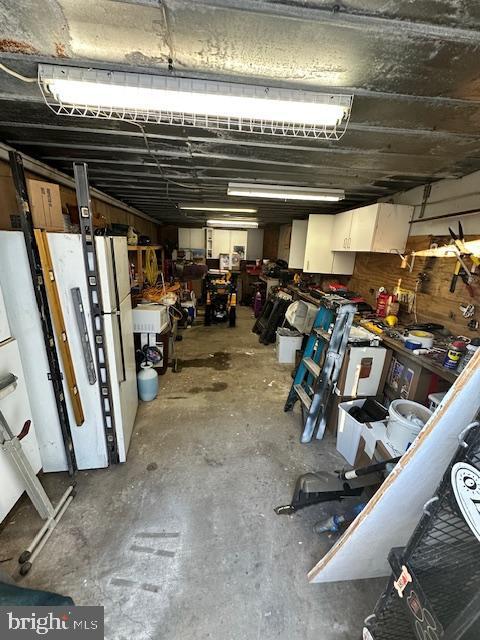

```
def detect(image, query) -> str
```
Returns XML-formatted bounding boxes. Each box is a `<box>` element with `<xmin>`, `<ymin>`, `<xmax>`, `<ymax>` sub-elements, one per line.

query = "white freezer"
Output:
<box><xmin>0</xmin><ymin>231</ymin><xmax>69</xmax><ymax>472</ymax></box>
<box><xmin>0</xmin><ymin>338</ymin><xmax>42</xmax><ymax>522</ymax></box>
<box><xmin>48</xmin><ymin>233</ymin><xmax>138</xmax><ymax>467</ymax></box>
<box><xmin>0</xmin><ymin>231</ymin><xmax>138</xmax><ymax>472</ymax></box>
<box><xmin>96</xmin><ymin>236</ymin><xmax>131</xmax><ymax>311</ymax></box>
<box><xmin>103</xmin><ymin>295</ymin><xmax>138</xmax><ymax>462</ymax></box>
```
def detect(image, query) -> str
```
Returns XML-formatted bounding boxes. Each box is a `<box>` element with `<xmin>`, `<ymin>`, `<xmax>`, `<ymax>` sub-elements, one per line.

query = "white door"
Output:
<box><xmin>103</xmin><ymin>295</ymin><xmax>138</xmax><ymax>463</ymax></box>
<box><xmin>0</xmin><ymin>231</ymin><xmax>69</xmax><ymax>473</ymax></box>
<box><xmin>212</xmin><ymin>229</ymin><xmax>230</xmax><ymax>257</ymax></box>
<box><xmin>303</xmin><ymin>215</ymin><xmax>335</xmax><ymax>273</ymax></box>
<box><xmin>331</xmin><ymin>210</ymin><xmax>353</xmax><ymax>251</ymax></box>
<box><xmin>349</xmin><ymin>204</ymin><xmax>378</xmax><ymax>252</ymax></box>
<box><xmin>230</xmin><ymin>230</ymin><xmax>247</xmax><ymax>258</ymax></box>
<box><xmin>96</xmin><ymin>237</ymin><xmax>130</xmax><ymax>311</ymax></box>
<box><xmin>0</xmin><ymin>338</ymin><xmax>42</xmax><ymax>522</ymax></box>
<box><xmin>0</xmin><ymin>283</ymin><xmax>11</xmax><ymax>344</ymax></box>
<box><xmin>288</xmin><ymin>220</ymin><xmax>308</xmax><ymax>269</ymax></box>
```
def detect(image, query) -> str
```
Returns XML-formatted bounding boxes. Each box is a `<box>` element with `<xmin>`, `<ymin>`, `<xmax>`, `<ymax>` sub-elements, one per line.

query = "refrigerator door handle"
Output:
<box><xmin>116</xmin><ymin>310</ymin><xmax>126</xmax><ymax>384</ymax></box>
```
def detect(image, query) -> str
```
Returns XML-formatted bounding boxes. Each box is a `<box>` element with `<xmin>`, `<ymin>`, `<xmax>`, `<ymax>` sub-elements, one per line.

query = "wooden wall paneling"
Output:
<box><xmin>348</xmin><ymin>234</ymin><xmax>480</xmax><ymax>338</ymax></box>
<box><xmin>263</xmin><ymin>225</ymin><xmax>280</xmax><ymax>259</ymax></box>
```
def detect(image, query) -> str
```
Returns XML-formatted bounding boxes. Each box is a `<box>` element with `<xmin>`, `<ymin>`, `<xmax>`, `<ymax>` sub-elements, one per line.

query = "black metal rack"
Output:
<box><xmin>364</xmin><ymin>421</ymin><xmax>480</xmax><ymax>640</ymax></box>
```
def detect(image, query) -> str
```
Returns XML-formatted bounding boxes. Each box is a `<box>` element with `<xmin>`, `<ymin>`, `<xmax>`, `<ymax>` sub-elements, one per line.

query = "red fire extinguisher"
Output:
<box><xmin>376</xmin><ymin>288</ymin><xmax>390</xmax><ymax>317</ymax></box>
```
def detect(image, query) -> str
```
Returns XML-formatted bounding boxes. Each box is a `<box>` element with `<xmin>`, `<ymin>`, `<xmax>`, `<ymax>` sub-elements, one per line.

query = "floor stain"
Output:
<box><xmin>180</xmin><ymin>351</ymin><xmax>231</xmax><ymax>370</ymax></box>
<box><xmin>189</xmin><ymin>382</ymin><xmax>228</xmax><ymax>394</ymax></box>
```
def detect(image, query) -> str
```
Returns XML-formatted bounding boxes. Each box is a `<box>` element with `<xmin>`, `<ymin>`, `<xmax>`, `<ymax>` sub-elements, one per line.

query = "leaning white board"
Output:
<box><xmin>308</xmin><ymin>348</ymin><xmax>480</xmax><ymax>583</ymax></box>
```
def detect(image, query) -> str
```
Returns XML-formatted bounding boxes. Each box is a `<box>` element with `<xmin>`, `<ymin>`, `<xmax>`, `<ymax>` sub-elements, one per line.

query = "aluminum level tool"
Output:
<box><xmin>73</xmin><ymin>162</ymin><xmax>119</xmax><ymax>465</ymax></box>
<box><xmin>0</xmin><ymin>373</ymin><xmax>75</xmax><ymax>576</ymax></box>
<box><xmin>71</xmin><ymin>287</ymin><xmax>97</xmax><ymax>385</ymax></box>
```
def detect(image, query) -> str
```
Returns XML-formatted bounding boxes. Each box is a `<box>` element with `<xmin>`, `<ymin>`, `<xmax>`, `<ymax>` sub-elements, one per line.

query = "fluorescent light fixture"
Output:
<box><xmin>179</xmin><ymin>204</ymin><xmax>257</xmax><ymax>213</ymax></box>
<box><xmin>207</xmin><ymin>219</ymin><xmax>258</xmax><ymax>228</ymax></box>
<box><xmin>38</xmin><ymin>65</ymin><xmax>353</xmax><ymax>140</ymax></box>
<box><xmin>227</xmin><ymin>183</ymin><xmax>345</xmax><ymax>202</ymax></box>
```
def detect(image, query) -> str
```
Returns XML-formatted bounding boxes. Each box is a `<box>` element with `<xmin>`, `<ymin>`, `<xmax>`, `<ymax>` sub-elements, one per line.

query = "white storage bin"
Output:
<box><xmin>336</xmin><ymin>398</ymin><xmax>387</xmax><ymax>465</ymax></box>
<box><xmin>428</xmin><ymin>391</ymin><xmax>447</xmax><ymax>412</ymax></box>
<box><xmin>275</xmin><ymin>328</ymin><xmax>303</xmax><ymax>364</ymax></box>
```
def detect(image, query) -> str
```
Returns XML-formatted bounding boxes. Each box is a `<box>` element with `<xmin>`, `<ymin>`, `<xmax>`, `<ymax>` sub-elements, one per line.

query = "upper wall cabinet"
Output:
<box><xmin>178</xmin><ymin>227</ymin><xmax>206</xmax><ymax>250</ymax></box>
<box><xmin>303</xmin><ymin>215</ymin><xmax>356</xmax><ymax>275</ymax></box>
<box><xmin>331</xmin><ymin>203</ymin><xmax>413</xmax><ymax>253</ymax></box>
<box><xmin>288</xmin><ymin>219</ymin><xmax>308</xmax><ymax>269</ymax></box>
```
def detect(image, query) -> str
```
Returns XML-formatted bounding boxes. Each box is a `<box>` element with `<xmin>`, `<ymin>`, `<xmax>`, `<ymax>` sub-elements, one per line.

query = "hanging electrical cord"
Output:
<box><xmin>0</xmin><ymin>63</ymin><xmax>37</xmax><ymax>83</ymax></box>
<box><xmin>144</xmin><ymin>247</ymin><xmax>159</xmax><ymax>286</ymax></box>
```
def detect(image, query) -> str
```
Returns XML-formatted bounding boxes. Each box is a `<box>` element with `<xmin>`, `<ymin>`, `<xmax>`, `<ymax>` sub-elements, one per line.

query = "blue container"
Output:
<box><xmin>137</xmin><ymin>363</ymin><xmax>159</xmax><ymax>401</ymax></box>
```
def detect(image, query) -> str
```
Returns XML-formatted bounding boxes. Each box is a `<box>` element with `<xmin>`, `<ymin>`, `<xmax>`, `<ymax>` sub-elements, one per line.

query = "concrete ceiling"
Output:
<box><xmin>1</xmin><ymin>0</ymin><xmax>480</xmax><ymax>225</ymax></box>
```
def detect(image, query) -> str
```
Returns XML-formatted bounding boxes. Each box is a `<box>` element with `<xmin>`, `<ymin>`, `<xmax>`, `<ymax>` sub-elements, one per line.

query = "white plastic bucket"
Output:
<box><xmin>386</xmin><ymin>399</ymin><xmax>432</xmax><ymax>453</ymax></box>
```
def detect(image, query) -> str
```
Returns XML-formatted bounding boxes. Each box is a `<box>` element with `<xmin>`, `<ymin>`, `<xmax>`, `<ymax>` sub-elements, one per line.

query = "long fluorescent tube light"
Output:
<box><xmin>38</xmin><ymin>65</ymin><xmax>353</xmax><ymax>140</ymax></box>
<box><xmin>207</xmin><ymin>219</ymin><xmax>258</xmax><ymax>228</ymax></box>
<box><xmin>227</xmin><ymin>183</ymin><xmax>345</xmax><ymax>202</ymax></box>
<box><xmin>179</xmin><ymin>205</ymin><xmax>257</xmax><ymax>213</ymax></box>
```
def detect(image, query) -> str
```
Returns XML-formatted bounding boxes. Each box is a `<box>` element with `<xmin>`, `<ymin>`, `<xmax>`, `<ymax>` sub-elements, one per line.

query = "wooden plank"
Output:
<box><xmin>34</xmin><ymin>229</ymin><xmax>85</xmax><ymax>426</ymax></box>
<box><xmin>308</xmin><ymin>347</ymin><xmax>480</xmax><ymax>583</ymax></box>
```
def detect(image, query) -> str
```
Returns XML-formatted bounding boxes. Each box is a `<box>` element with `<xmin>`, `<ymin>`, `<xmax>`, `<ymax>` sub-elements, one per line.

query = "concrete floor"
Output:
<box><xmin>0</xmin><ymin>306</ymin><xmax>385</xmax><ymax>639</ymax></box>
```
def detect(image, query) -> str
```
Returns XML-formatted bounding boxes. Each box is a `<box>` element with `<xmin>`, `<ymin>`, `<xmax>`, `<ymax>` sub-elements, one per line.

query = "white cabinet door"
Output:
<box><xmin>331</xmin><ymin>210</ymin><xmax>353</xmax><ymax>251</ymax></box>
<box><xmin>371</xmin><ymin>204</ymin><xmax>412</xmax><ymax>253</ymax></box>
<box><xmin>303</xmin><ymin>215</ymin><xmax>335</xmax><ymax>273</ymax></box>
<box><xmin>288</xmin><ymin>220</ymin><xmax>308</xmax><ymax>269</ymax></box>
<box><xmin>349</xmin><ymin>204</ymin><xmax>378</xmax><ymax>252</ymax></box>
<box><xmin>212</xmin><ymin>229</ymin><xmax>230</xmax><ymax>257</ymax></box>
<box><xmin>331</xmin><ymin>251</ymin><xmax>356</xmax><ymax>275</ymax></box>
<box><xmin>190</xmin><ymin>228</ymin><xmax>205</xmax><ymax>250</ymax></box>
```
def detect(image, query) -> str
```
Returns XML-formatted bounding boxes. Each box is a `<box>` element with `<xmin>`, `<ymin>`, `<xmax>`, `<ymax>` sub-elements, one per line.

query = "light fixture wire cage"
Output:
<box><xmin>38</xmin><ymin>65</ymin><xmax>353</xmax><ymax>140</ymax></box>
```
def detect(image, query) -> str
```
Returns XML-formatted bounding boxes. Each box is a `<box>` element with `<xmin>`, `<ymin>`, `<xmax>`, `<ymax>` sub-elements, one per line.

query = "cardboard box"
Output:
<box><xmin>26</xmin><ymin>179</ymin><xmax>65</xmax><ymax>231</ymax></box>
<box><xmin>0</xmin><ymin>174</ymin><xmax>22</xmax><ymax>230</ymax></box>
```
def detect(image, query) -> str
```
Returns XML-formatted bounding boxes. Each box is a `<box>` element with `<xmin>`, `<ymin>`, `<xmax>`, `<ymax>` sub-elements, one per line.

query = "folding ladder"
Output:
<box><xmin>284</xmin><ymin>295</ymin><xmax>357</xmax><ymax>443</ymax></box>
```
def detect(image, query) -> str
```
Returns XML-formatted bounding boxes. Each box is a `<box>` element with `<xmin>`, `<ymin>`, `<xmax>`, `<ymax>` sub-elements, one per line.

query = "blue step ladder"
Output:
<box><xmin>284</xmin><ymin>296</ymin><xmax>357</xmax><ymax>443</ymax></box>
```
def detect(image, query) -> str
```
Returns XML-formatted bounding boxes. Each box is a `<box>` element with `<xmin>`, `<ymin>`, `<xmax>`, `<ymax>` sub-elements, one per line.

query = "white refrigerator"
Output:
<box><xmin>0</xmin><ymin>231</ymin><xmax>138</xmax><ymax>471</ymax></box>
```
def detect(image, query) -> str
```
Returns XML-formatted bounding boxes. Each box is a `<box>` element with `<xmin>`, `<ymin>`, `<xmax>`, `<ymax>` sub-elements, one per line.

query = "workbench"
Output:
<box><xmin>287</xmin><ymin>285</ymin><xmax>458</xmax><ymax>385</ymax></box>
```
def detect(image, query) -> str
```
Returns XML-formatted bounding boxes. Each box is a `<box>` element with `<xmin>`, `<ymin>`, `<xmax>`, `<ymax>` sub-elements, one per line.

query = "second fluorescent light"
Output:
<box><xmin>179</xmin><ymin>204</ymin><xmax>257</xmax><ymax>213</ymax></box>
<box><xmin>207</xmin><ymin>219</ymin><xmax>258</xmax><ymax>228</ymax></box>
<box><xmin>227</xmin><ymin>183</ymin><xmax>345</xmax><ymax>202</ymax></box>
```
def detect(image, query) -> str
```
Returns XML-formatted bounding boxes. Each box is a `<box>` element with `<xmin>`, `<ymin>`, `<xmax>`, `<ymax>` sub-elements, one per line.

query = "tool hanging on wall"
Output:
<box><xmin>0</xmin><ymin>373</ymin><xmax>76</xmax><ymax>576</ymax></box>
<box><xmin>34</xmin><ymin>230</ymin><xmax>84</xmax><ymax>426</ymax></box>
<box><xmin>73</xmin><ymin>162</ymin><xmax>119</xmax><ymax>465</ymax></box>
<box><xmin>71</xmin><ymin>287</ymin><xmax>97</xmax><ymax>385</ymax></box>
<box><xmin>448</xmin><ymin>222</ymin><xmax>478</xmax><ymax>296</ymax></box>
<box><xmin>9</xmin><ymin>151</ymin><xmax>77</xmax><ymax>475</ymax></box>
